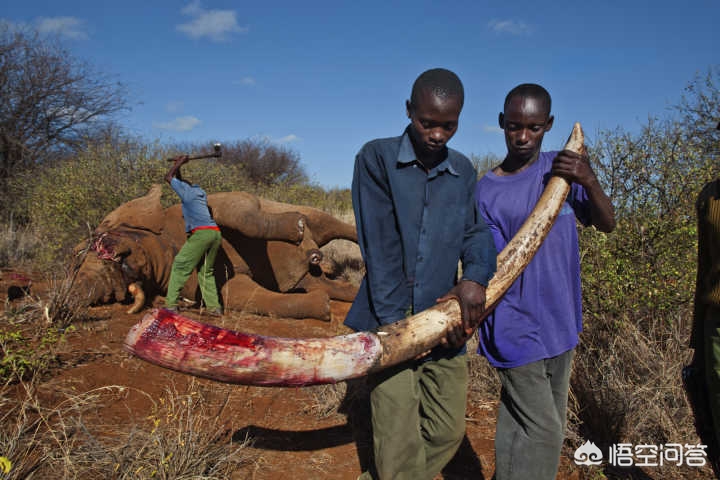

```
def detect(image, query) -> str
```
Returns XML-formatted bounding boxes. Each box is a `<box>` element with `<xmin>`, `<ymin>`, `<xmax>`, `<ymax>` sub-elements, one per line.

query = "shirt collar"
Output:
<box><xmin>397</xmin><ymin>127</ymin><xmax>458</xmax><ymax>177</ymax></box>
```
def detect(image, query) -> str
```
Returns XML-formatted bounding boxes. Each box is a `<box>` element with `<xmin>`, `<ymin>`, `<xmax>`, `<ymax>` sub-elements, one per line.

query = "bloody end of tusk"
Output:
<box><xmin>124</xmin><ymin>308</ymin><xmax>382</xmax><ymax>386</ymax></box>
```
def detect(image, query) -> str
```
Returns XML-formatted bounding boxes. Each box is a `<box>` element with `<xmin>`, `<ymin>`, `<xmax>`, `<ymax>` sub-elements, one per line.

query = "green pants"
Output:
<box><xmin>359</xmin><ymin>354</ymin><xmax>468</xmax><ymax>480</ymax></box>
<box><xmin>165</xmin><ymin>229</ymin><xmax>222</xmax><ymax>310</ymax></box>
<box><xmin>704</xmin><ymin>305</ymin><xmax>720</xmax><ymax>446</ymax></box>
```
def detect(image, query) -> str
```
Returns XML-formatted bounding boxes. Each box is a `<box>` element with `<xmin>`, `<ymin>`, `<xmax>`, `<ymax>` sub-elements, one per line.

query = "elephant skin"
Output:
<box><xmin>71</xmin><ymin>185</ymin><xmax>359</xmax><ymax>320</ymax></box>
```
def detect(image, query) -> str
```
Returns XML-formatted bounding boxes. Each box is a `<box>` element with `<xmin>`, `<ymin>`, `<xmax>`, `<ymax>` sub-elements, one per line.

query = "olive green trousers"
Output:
<box><xmin>165</xmin><ymin>229</ymin><xmax>222</xmax><ymax>311</ymax></box>
<box><xmin>704</xmin><ymin>306</ymin><xmax>720</xmax><ymax>446</ymax></box>
<box><xmin>358</xmin><ymin>353</ymin><xmax>468</xmax><ymax>480</ymax></box>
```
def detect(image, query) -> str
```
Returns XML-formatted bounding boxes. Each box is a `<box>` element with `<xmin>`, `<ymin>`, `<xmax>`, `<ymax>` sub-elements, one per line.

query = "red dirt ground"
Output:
<box><xmin>2</xmin><ymin>270</ymin><xmax>588</xmax><ymax>479</ymax></box>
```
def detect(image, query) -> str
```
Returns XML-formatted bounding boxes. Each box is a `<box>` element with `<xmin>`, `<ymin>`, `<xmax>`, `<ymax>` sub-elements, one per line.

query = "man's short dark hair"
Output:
<box><xmin>410</xmin><ymin>68</ymin><xmax>464</xmax><ymax>108</ymax></box>
<box><xmin>504</xmin><ymin>83</ymin><xmax>552</xmax><ymax>118</ymax></box>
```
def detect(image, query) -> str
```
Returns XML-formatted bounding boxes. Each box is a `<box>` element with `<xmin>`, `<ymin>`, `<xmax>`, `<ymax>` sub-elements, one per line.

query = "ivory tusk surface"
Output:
<box><xmin>124</xmin><ymin>123</ymin><xmax>585</xmax><ymax>386</ymax></box>
<box><xmin>126</xmin><ymin>282</ymin><xmax>146</xmax><ymax>314</ymax></box>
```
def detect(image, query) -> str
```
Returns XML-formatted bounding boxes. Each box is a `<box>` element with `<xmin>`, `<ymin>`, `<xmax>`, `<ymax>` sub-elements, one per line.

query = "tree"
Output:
<box><xmin>580</xmin><ymin>68</ymin><xmax>719</xmax><ymax>323</ymax></box>
<box><xmin>0</xmin><ymin>25</ymin><xmax>128</xmax><ymax>208</ymax></box>
<box><xmin>675</xmin><ymin>66</ymin><xmax>720</xmax><ymax>151</ymax></box>
<box><xmin>220</xmin><ymin>139</ymin><xmax>309</xmax><ymax>186</ymax></box>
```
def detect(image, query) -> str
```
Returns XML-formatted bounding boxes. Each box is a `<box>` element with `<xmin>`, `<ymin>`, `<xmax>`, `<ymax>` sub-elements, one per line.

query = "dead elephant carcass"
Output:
<box><xmin>71</xmin><ymin>185</ymin><xmax>359</xmax><ymax>320</ymax></box>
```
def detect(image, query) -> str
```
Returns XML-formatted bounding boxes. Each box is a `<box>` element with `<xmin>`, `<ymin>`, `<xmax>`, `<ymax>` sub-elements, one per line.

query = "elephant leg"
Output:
<box><xmin>295</xmin><ymin>273</ymin><xmax>359</xmax><ymax>303</ymax></box>
<box><xmin>209</xmin><ymin>193</ymin><xmax>306</xmax><ymax>244</ymax></box>
<box><xmin>298</xmin><ymin>210</ymin><xmax>357</xmax><ymax>246</ymax></box>
<box><xmin>255</xmin><ymin>197</ymin><xmax>357</xmax><ymax>246</ymax></box>
<box><xmin>221</xmin><ymin>274</ymin><xmax>331</xmax><ymax>321</ymax></box>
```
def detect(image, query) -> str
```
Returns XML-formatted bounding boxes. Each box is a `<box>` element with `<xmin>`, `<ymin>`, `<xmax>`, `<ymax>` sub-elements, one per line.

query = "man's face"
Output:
<box><xmin>406</xmin><ymin>89</ymin><xmax>461</xmax><ymax>160</ymax></box>
<box><xmin>500</xmin><ymin>95</ymin><xmax>553</xmax><ymax>163</ymax></box>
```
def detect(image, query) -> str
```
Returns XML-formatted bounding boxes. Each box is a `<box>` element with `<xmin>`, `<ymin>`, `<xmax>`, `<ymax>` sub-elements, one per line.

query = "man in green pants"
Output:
<box><xmin>164</xmin><ymin>155</ymin><xmax>223</xmax><ymax>317</ymax></box>
<box><xmin>346</xmin><ymin>68</ymin><xmax>496</xmax><ymax>479</ymax></box>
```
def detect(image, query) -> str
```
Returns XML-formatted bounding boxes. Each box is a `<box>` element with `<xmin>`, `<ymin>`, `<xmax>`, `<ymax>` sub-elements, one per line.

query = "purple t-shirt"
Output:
<box><xmin>474</xmin><ymin>151</ymin><xmax>591</xmax><ymax>368</ymax></box>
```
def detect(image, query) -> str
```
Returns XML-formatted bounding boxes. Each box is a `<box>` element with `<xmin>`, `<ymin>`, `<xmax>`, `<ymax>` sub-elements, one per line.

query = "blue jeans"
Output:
<box><xmin>494</xmin><ymin>349</ymin><xmax>574</xmax><ymax>480</ymax></box>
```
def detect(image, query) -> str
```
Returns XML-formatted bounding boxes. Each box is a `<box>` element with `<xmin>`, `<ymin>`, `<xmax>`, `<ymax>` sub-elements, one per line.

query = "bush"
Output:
<box><xmin>9</xmin><ymin>132</ymin><xmax>352</xmax><ymax>269</ymax></box>
<box><xmin>11</xmin><ymin>137</ymin><xmax>168</xmax><ymax>267</ymax></box>
<box><xmin>566</xmin><ymin>68</ymin><xmax>720</xmax><ymax>479</ymax></box>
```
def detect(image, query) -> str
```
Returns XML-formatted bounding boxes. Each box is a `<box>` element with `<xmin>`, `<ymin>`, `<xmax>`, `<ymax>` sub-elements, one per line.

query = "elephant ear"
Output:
<box><xmin>97</xmin><ymin>184</ymin><xmax>165</xmax><ymax>235</ymax></box>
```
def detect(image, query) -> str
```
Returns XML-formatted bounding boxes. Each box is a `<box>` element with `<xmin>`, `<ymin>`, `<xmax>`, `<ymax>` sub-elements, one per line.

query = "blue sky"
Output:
<box><xmin>3</xmin><ymin>1</ymin><xmax>718</xmax><ymax>188</ymax></box>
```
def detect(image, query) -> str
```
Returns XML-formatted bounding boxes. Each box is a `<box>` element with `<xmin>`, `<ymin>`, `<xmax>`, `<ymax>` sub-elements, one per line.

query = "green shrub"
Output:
<box><xmin>8</xmin><ymin>133</ymin><xmax>351</xmax><ymax>269</ymax></box>
<box><xmin>566</xmin><ymin>68</ymin><xmax>720</xmax><ymax>479</ymax></box>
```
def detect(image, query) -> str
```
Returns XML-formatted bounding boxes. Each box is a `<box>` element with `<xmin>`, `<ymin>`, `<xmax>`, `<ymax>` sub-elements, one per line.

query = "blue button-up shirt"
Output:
<box><xmin>170</xmin><ymin>177</ymin><xmax>217</xmax><ymax>233</ymax></box>
<box><xmin>345</xmin><ymin>128</ymin><xmax>496</xmax><ymax>338</ymax></box>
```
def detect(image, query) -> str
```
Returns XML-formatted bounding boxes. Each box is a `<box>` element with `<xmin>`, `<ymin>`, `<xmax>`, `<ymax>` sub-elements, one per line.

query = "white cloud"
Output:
<box><xmin>177</xmin><ymin>1</ymin><xmax>247</xmax><ymax>42</ymax></box>
<box><xmin>482</xmin><ymin>125</ymin><xmax>504</xmax><ymax>134</ymax></box>
<box><xmin>276</xmin><ymin>134</ymin><xmax>300</xmax><ymax>144</ymax></box>
<box><xmin>252</xmin><ymin>133</ymin><xmax>301</xmax><ymax>145</ymax></box>
<box><xmin>488</xmin><ymin>19</ymin><xmax>532</xmax><ymax>35</ymax></box>
<box><xmin>181</xmin><ymin>0</ymin><xmax>203</xmax><ymax>16</ymax></box>
<box><xmin>35</xmin><ymin>16</ymin><xmax>88</xmax><ymax>39</ymax></box>
<box><xmin>233</xmin><ymin>76</ymin><xmax>256</xmax><ymax>86</ymax></box>
<box><xmin>153</xmin><ymin>116</ymin><xmax>201</xmax><ymax>132</ymax></box>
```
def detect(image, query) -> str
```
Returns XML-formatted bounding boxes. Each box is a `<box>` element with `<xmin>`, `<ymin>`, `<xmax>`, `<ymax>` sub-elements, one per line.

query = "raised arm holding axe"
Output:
<box><xmin>163</xmin><ymin>144</ymin><xmax>223</xmax><ymax>317</ymax></box>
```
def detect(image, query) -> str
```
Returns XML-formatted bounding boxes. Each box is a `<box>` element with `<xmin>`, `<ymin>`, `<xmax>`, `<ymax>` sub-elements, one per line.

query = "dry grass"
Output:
<box><xmin>73</xmin><ymin>381</ymin><xmax>254</xmax><ymax>479</ymax></box>
<box><xmin>466</xmin><ymin>335</ymin><xmax>501</xmax><ymax>407</ymax></box>
<box><xmin>2</xmin><ymin>249</ymin><xmax>92</xmax><ymax>330</ymax></box>
<box><xmin>568</xmin><ymin>313</ymin><xmax>709</xmax><ymax>479</ymax></box>
<box><xmin>303</xmin><ymin>382</ymin><xmax>349</xmax><ymax>418</ymax></box>
<box><xmin>465</xmin><ymin>314</ymin><xmax>710</xmax><ymax>479</ymax></box>
<box><xmin>0</xmin><ymin>219</ymin><xmax>41</xmax><ymax>268</ymax></box>
<box><xmin>2</xmin><ymin>286</ymin><xmax>253</xmax><ymax>479</ymax></box>
<box><xmin>0</xmin><ymin>378</ymin><xmax>253</xmax><ymax>479</ymax></box>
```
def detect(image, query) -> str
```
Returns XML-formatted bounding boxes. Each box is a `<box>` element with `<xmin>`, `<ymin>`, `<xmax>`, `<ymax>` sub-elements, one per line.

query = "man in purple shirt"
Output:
<box><xmin>347</xmin><ymin>68</ymin><xmax>496</xmax><ymax>480</ymax></box>
<box><xmin>474</xmin><ymin>84</ymin><xmax>615</xmax><ymax>480</ymax></box>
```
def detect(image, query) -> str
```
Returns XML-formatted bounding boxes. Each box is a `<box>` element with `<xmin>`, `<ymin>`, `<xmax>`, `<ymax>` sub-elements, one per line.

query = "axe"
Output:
<box><xmin>166</xmin><ymin>143</ymin><xmax>222</xmax><ymax>162</ymax></box>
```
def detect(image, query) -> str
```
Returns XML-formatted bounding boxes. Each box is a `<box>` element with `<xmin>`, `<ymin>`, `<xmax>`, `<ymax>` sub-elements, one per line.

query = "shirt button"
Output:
<box><xmin>418</xmin><ymin>256</ymin><xmax>423</xmax><ymax>262</ymax></box>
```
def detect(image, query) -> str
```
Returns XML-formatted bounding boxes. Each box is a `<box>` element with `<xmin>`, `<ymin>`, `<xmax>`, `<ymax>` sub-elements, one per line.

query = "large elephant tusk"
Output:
<box><xmin>126</xmin><ymin>282</ymin><xmax>146</xmax><ymax>314</ymax></box>
<box><xmin>124</xmin><ymin>123</ymin><xmax>585</xmax><ymax>386</ymax></box>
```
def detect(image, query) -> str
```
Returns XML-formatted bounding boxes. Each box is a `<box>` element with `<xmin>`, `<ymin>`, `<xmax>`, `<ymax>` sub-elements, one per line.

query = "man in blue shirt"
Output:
<box><xmin>164</xmin><ymin>155</ymin><xmax>223</xmax><ymax>317</ymax></box>
<box><xmin>475</xmin><ymin>84</ymin><xmax>615</xmax><ymax>480</ymax></box>
<box><xmin>346</xmin><ymin>68</ymin><xmax>497</xmax><ymax>480</ymax></box>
